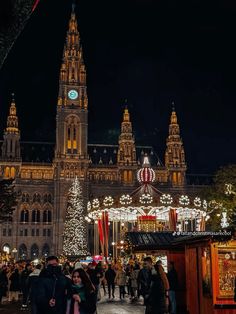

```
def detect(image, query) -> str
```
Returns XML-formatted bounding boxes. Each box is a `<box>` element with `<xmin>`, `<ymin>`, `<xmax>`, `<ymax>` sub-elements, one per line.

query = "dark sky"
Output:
<box><xmin>0</xmin><ymin>0</ymin><xmax>236</xmax><ymax>174</ymax></box>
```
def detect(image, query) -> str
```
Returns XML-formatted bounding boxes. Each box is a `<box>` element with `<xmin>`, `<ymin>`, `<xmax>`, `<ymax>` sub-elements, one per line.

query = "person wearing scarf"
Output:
<box><xmin>66</xmin><ymin>268</ymin><xmax>97</xmax><ymax>314</ymax></box>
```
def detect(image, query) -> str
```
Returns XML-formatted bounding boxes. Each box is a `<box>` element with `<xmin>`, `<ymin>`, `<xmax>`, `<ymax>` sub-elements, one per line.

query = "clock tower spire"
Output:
<box><xmin>55</xmin><ymin>6</ymin><xmax>88</xmax><ymax>159</ymax></box>
<box><xmin>53</xmin><ymin>6</ymin><xmax>89</xmax><ymax>255</ymax></box>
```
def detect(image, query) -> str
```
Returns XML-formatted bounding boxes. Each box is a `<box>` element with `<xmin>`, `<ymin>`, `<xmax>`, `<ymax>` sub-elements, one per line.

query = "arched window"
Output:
<box><xmin>20</xmin><ymin>210</ymin><xmax>29</xmax><ymax>223</ymax></box>
<box><xmin>32</xmin><ymin>210</ymin><xmax>40</xmax><ymax>223</ymax></box>
<box><xmin>48</xmin><ymin>194</ymin><xmax>52</xmax><ymax>203</ymax></box>
<box><xmin>33</xmin><ymin>193</ymin><xmax>41</xmax><ymax>203</ymax></box>
<box><xmin>31</xmin><ymin>244</ymin><xmax>39</xmax><ymax>259</ymax></box>
<box><xmin>22</xmin><ymin>193</ymin><xmax>30</xmax><ymax>203</ymax></box>
<box><xmin>10</xmin><ymin>167</ymin><xmax>15</xmax><ymax>178</ymax></box>
<box><xmin>43</xmin><ymin>194</ymin><xmax>52</xmax><ymax>204</ymax></box>
<box><xmin>42</xmin><ymin>243</ymin><xmax>50</xmax><ymax>258</ymax></box>
<box><xmin>19</xmin><ymin>244</ymin><xmax>27</xmax><ymax>260</ymax></box>
<box><xmin>43</xmin><ymin>210</ymin><xmax>52</xmax><ymax>223</ymax></box>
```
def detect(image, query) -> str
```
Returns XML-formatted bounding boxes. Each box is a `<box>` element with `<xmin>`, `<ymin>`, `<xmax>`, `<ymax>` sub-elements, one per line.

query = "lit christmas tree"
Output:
<box><xmin>63</xmin><ymin>177</ymin><xmax>87</xmax><ymax>257</ymax></box>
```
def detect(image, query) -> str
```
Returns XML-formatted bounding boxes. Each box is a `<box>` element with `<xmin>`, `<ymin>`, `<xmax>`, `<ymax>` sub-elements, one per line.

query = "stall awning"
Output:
<box><xmin>125</xmin><ymin>231</ymin><xmax>233</xmax><ymax>252</ymax></box>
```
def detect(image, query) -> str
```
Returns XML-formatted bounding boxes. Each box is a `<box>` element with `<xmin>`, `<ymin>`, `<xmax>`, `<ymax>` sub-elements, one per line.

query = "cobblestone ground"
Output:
<box><xmin>0</xmin><ymin>289</ymin><xmax>145</xmax><ymax>314</ymax></box>
<box><xmin>97</xmin><ymin>292</ymin><xmax>145</xmax><ymax>314</ymax></box>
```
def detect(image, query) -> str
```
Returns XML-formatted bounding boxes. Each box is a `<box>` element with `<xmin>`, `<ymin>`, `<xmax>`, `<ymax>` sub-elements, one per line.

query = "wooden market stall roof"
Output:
<box><xmin>125</xmin><ymin>231</ymin><xmax>233</xmax><ymax>252</ymax></box>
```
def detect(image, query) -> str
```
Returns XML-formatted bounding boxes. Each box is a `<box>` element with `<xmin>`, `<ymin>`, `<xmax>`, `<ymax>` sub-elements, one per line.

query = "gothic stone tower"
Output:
<box><xmin>117</xmin><ymin>107</ymin><xmax>137</xmax><ymax>184</ymax></box>
<box><xmin>165</xmin><ymin>106</ymin><xmax>187</xmax><ymax>186</ymax></box>
<box><xmin>53</xmin><ymin>6</ymin><xmax>89</xmax><ymax>254</ymax></box>
<box><xmin>1</xmin><ymin>94</ymin><xmax>21</xmax><ymax>179</ymax></box>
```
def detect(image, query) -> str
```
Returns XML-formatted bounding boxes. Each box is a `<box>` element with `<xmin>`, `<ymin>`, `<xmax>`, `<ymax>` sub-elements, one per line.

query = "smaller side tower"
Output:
<box><xmin>165</xmin><ymin>105</ymin><xmax>186</xmax><ymax>186</ymax></box>
<box><xmin>1</xmin><ymin>94</ymin><xmax>21</xmax><ymax>178</ymax></box>
<box><xmin>117</xmin><ymin>107</ymin><xmax>137</xmax><ymax>184</ymax></box>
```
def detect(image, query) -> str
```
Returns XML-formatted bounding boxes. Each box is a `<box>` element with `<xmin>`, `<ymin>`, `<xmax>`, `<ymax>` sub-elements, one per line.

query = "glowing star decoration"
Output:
<box><xmin>160</xmin><ymin>194</ymin><xmax>173</xmax><ymax>205</ymax></box>
<box><xmin>193</xmin><ymin>197</ymin><xmax>201</xmax><ymax>207</ymax></box>
<box><xmin>63</xmin><ymin>177</ymin><xmax>87</xmax><ymax>257</ymax></box>
<box><xmin>92</xmin><ymin>198</ymin><xmax>100</xmax><ymax>209</ymax></box>
<box><xmin>103</xmin><ymin>196</ymin><xmax>114</xmax><ymax>207</ymax></box>
<box><xmin>179</xmin><ymin>195</ymin><xmax>190</xmax><ymax>206</ymax></box>
<box><xmin>139</xmin><ymin>193</ymin><xmax>153</xmax><ymax>205</ymax></box>
<box><xmin>221</xmin><ymin>212</ymin><xmax>229</xmax><ymax>228</ymax></box>
<box><xmin>120</xmin><ymin>194</ymin><xmax>132</xmax><ymax>205</ymax></box>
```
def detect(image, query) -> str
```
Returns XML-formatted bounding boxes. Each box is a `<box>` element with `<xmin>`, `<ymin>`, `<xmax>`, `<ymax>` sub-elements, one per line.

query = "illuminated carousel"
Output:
<box><xmin>86</xmin><ymin>156</ymin><xmax>211</xmax><ymax>236</ymax></box>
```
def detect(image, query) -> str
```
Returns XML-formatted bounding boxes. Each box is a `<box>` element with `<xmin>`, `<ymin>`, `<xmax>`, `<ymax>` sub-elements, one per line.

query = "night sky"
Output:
<box><xmin>0</xmin><ymin>0</ymin><xmax>236</xmax><ymax>174</ymax></box>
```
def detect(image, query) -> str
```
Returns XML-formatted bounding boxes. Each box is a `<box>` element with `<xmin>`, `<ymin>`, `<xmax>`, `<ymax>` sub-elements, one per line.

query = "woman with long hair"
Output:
<box><xmin>66</xmin><ymin>268</ymin><xmax>97</xmax><ymax>314</ymax></box>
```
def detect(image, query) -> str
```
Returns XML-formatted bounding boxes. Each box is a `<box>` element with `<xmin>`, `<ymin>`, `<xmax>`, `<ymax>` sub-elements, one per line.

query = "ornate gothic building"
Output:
<box><xmin>0</xmin><ymin>8</ymin><xmax>187</xmax><ymax>259</ymax></box>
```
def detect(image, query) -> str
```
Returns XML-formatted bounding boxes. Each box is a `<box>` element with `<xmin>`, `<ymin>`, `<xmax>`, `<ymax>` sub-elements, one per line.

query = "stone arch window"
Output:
<box><xmin>19</xmin><ymin>244</ymin><xmax>27</xmax><ymax>260</ymax></box>
<box><xmin>43</xmin><ymin>193</ymin><xmax>52</xmax><ymax>204</ymax></box>
<box><xmin>43</xmin><ymin>209</ymin><xmax>52</xmax><ymax>224</ymax></box>
<box><xmin>20</xmin><ymin>210</ymin><xmax>29</xmax><ymax>223</ymax></box>
<box><xmin>22</xmin><ymin>193</ymin><xmax>30</xmax><ymax>203</ymax></box>
<box><xmin>31</xmin><ymin>243</ymin><xmax>39</xmax><ymax>259</ymax></box>
<box><xmin>33</xmin><ymin>193</ymin><xmax>41</xmax><ymax>203</ymax></box>
<box><xmin>4</xmin><ymin>167</ymin><xmax>10</xmax><ymax>178</ymax></box>
<box><xmin>32</xmin><ymin>209</ymin><xmax>40</xmax><ymax>223</ymax></box>
<box><xmin>42</xmin><ymin>243</ymin><xmax>50</xmax><ymax>258</ymax></box>
<box><xmin>66</xmin><ymin>115</ymin><xmax>79</xmax><ymax>153</ymax></box>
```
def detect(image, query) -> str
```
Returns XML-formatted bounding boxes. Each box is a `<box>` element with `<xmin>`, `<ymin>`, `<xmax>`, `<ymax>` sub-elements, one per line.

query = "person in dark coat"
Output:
<box><xmin>20</xmin><ymin>262</ymin><xmax>32</xmax><ymax>308</ymax></box>
<box><xmin>105</xmin><ymin>264</ymin><xmax>116</xmax><ymax>299</ymax></box>
<box><xmin>86</xmin><ymin>262</ymin><xmax>101</xmax><ymax>300</ymax></box>
<box><xmin>27</xmin><ymin>264</ymin><xmax>42</xmax><ymax>314</ymax></box>
<box><xmin>137</xmin><ymin>257</ymin><xmax>153</xmax><ymax>304</ymax></box>
<box><xmin>167</xmin><ymin>261</ymin><xmax>178</xmax><ymax>314</ymax></box>
<box><xmin>66</xmin><ymin>268</ymin><xmax>97</xmax><ymax>314</ymax></box>
<box><xmin>0</xmin><ymin>266</ymin><xmax>8</xmax><ymax>306</ymax></box>
<box><xmin>9</xmin><ymin>268</ymin><xmax>20</xmax><ymax>302</ymax></box>
<box><xmin>145</xmin><ymin>263</ymin><xmax>166</xmax><ymax>314</ymax></box>
<box><xmin>35</xmin><ymin>256</ymin><xmax>71</xmax><ymax>314</ymax></box>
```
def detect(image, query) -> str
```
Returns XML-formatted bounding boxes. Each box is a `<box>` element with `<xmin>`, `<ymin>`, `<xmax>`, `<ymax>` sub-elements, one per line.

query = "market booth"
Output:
<box><xmin>125</xmin><ymin>231</ymin><xmax>236</xmax><ymax>314</ymax></box>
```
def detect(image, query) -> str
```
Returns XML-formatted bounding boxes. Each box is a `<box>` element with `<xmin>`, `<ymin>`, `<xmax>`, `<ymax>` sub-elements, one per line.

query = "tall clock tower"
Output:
<box><xmin>53</xmin><ymin>6</ymin><xmax>89</xmax><ymax>254</ymax></box>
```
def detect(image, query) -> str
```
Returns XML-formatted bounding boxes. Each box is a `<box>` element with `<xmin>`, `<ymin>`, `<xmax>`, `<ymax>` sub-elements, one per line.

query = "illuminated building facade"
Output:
<box><xmin>0</xmin><ymin>8</ymin><xmax>190</xmax><ymax>259</ymax></box>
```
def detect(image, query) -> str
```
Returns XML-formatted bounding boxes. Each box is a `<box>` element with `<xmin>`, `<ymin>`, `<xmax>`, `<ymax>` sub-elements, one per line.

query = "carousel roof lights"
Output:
<box><xmin>160</xmin><ymin>194</ymin><xmax>173</xmax><ymax>205</ymax></box>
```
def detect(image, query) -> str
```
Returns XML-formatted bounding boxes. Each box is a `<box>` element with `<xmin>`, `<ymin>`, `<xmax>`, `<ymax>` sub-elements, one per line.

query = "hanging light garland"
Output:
<box><xmin>139</xmin><ymin>193</ymin><xmax>153</xmax><ymax>205</ymax></box>
<box><xmin>92</xmin><ymin>198</ymin><xmax>100</xmax><ymax>209</ymax></box>
<box><xmin>103</xmin><ymin>196</ymin><xmax>114</xmax><ymax>207</ymax></box>
<box><xmin>160</xmin><ymin>194</ymin><xmax>173</xmax><ymax>205</ymax></box>
<box><xmin>119</xmin><ymin>194</ymin><xmax>132</xmax><ymax>205</ymax></box>
<box><xmin>193</xmin><ymin>197</ymin><xmax>201</xmax><ymax>207</ymax></box>
<box><xmin>179</xmin><ymin>195</ymin><xmax>190</xmax><ymax>206</ymax></box>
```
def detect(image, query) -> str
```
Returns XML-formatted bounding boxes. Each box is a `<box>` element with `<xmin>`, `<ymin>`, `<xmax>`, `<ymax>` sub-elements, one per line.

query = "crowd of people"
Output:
<box><xmin>0</xmin><ymin>255</ymin><xmax>178</xmax><ymax>314</ymax></box>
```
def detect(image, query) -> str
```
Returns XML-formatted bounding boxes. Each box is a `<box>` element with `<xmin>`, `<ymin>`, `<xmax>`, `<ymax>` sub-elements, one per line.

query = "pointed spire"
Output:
<box><xmin>117</xmin><ymin>103</ymin><xmax>136</xmax><ymax>166</ymax></box>
<box><xmin>72</xmin><ymin>1</ymin><xmax>76</xmax><ymax>13</ymax></box>
<box><xmin>170</xmin><ymin>102</ymin><xmax>178</xmax><ymax>125</ymax></box>
<box><xmin>6</xmin><ymin>93</ymin><xmax>19</xmax><ymax>134</ymax></box>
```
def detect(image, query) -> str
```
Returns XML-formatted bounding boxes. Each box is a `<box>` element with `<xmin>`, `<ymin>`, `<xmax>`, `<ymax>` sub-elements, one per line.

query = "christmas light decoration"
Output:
<box><xmin>92</xmin><ymin>198</ymin><xmax>100</xmax><ymax>209</ymax></box>
<box><xmin>63</xmin><ymin>177</ymin><xmax>87</xmax><ymax>257</ymax></box>
<box><xmin>120</xmin><ymin>194</ymin><xmax>132</xmax><ymax>205</ymax></box>
<box><xmin>103</xmin><ymin>196</ymin><xmax>114</xmax><ymax>207</ymax></box>
<box><xmin>193</xmin><ymin>197</ymin><xmax>201</xmax><ymax>207</ymax></box>
<box><xmin>179</xmin><ymin>195</ymin><xmax>190</xmax><ymax>206</ymax></box>
<box><xmin>220</xmin><ymin>212</ymin><xmax>229</xmax><ymax>228</ymax></box>
<box><xmin>160</xmin><ymin>194</ymin><xmax>173</xmax><ymax>205</ymax></box>
<box><xmin>139</xmin><ymin>193</ymin><xmax>153</xmax><ymax>204</ymax></box>
<box><xmin>137</xmin><ymin>166</ymin><xmax>155</xmax><ymax>183</ymax></box>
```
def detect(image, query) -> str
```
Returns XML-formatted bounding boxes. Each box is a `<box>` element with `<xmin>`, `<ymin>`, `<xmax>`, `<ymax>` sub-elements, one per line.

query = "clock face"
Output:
<box><xmin>68</xmin><ymin>89</ymin><xmax>78</xmax><ymax>100</ymax></box>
